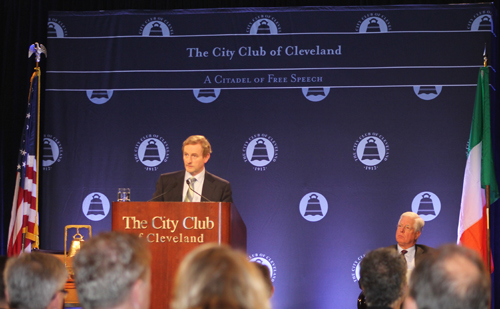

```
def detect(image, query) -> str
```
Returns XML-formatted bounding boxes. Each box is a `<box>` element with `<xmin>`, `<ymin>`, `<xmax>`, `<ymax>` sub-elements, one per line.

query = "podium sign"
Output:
<box><xmin>112</xmin><ymin>202</ymin><xmax>246</xmax><ymax>309</ymax></box>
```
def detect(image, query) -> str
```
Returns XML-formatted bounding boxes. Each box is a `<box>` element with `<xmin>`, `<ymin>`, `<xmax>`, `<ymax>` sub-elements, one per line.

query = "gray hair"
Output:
<box><xmin>73</xmin><ymin>232</ymin><xmax>151</xmax><ymax>309</ymax></box>
<box><xmin>4</xmin><ymin>252</ymin><xmax>68</xmax><ymax>309</ymax></box>
<box><xmin>359</xmin><ymin>248</ymin><xmax>407</xmax><ymax>307</ymax></box>
<box><xmin>409</xmin><ymin>244</ymin><xmax>490</xmax><ymax>309</ymax></box>
<box><xmin>171</xmin><ymin>243</ymin><xmax>270</xmax><ymax>309</ymax></box>
<box><xmin>400</xmin><ymin>212</ymin><xmax>425</xmax><ymax>232</ymax></box>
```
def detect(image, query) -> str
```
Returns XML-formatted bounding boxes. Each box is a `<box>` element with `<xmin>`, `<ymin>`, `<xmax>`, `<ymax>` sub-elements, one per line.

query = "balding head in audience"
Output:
<box><xmin>4</xmin><ymin>252</ymin><xmax>68</xmax><ymax>309</ymax></box>
<box><xmin>73</xmin><ymin>232</ymin><xmax>152</xmax><ymax>309</ymax></box>
<box><xmin>171</xmin><ymin>243</ymin><xmax>270</xmax><ymax>309</ymax></box>
<box><xmin>404</xmin><ymin>244</ymin><xmax>490</xmax><ymax>309</ymax></box>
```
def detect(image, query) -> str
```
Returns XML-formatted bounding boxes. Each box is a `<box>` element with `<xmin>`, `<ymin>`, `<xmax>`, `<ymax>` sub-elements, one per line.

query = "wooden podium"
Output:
<box><xmin>112</xmin><ymin>202</ymin><xmax>246</xmax><ymax>309</ymax></box>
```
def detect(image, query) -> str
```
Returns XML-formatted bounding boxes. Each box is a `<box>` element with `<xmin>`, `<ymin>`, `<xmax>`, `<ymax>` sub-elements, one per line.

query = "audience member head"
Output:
<box><xmin>73</xmin><ymin>231</ymin><xmax>152</xmax><ymax>309</ymax></box>
<box><xmin>171</xmin><ymin>243</ymin><xmax>270</xmax><ymax>309</ymax></box>
<box><xmin>405</xmin><ymin>244</ymin><xmax>490</xmax><ymax>309</ymax></box>
<box><xmin>396</xmin><ymin>212</ymin><xmax>425</xmax><ymax>249</ymax></box>
<box><xmin>252</xmin><ymin>262</ymin><xmax>274</xmax><ymax>298</ymax></box>
<box><xmin>0</xmin><ymin>256</ymin><xmax>9</xmax><ymax>309</ymax></box>
<box><xmin>359</xmin><ymin>248</ymin><xmax>407</xmax><ymax>309</ymax></box>
<box><xmin>4</xmin><ymin>252</ymin><xmax>68</xmax><ymax>309</ymax></box>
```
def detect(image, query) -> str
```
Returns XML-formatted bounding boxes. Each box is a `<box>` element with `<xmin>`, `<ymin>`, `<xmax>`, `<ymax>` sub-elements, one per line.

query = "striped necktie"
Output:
<box><xmin>184</xmin><ymin>177</ymin><xmax>196</xmax><ymax>202</ymax></box>
<box><xmin>401</xmin><ymin>249</ymin><xmax>408</xmax><ymax>267</ymax></box>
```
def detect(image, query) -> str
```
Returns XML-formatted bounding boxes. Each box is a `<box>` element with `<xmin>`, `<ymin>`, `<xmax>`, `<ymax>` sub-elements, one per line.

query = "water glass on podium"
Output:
<box><xmin>117</xmin><ymin>188</ymin><xmax>131</xmax><ymax>202</ymax></box>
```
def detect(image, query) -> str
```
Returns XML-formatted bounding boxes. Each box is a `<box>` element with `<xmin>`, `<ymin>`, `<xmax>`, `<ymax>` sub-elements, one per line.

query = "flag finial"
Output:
<box><xmin>28</xmin><ymin>42</ymin><xmax>47</xmax><ymax>64</ymax></box>
<box><xmin>483</xmin><ymin>43</ymin><xmax>487</xmax><ymax>67</ymax></box>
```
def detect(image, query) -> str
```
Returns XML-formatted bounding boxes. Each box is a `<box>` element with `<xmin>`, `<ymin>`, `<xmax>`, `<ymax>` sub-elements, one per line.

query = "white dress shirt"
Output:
<box><xmin>183</xmin><ymin>169</ymin><xmax>206</xmax><ymax>202</ymax></box>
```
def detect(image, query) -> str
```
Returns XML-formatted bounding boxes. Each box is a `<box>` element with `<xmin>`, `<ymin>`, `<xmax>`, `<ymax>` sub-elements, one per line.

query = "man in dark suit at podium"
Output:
<box><xmin>152</xmin><ymin>135</ymin><xmax>233</xmax><ymax>203</ymax></box>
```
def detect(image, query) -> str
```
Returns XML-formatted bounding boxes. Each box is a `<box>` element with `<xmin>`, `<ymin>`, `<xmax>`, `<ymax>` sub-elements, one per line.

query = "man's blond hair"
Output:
<box><xmin>182</xmin><ymin>135</ymin><xmax>212</xmax><ymax>157</ymax></box>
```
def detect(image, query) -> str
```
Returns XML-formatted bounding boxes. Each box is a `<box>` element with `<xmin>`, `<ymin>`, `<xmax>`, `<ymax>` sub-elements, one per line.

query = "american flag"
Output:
<box><xmin>7</xmin><ymin>69</ymin><xmax>40</xmax><ymax>256</ymax></box>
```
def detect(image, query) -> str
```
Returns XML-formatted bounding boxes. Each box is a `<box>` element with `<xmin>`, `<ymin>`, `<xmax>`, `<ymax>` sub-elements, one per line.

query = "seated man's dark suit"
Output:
<box><xmin>385</xmin><ymin>244</ymin><xmax>434</xmax><ymax>265</ymax></box>
<box><xmin>152</xmin><ymin>170</ymin><xmax>233</xmax><ymax>202</ymax></box>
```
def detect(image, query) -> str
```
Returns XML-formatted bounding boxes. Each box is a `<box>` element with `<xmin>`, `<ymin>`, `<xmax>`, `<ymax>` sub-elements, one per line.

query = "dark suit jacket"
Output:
<box><xmin>152</xmin><ymin>170</ymin><xmax>233</xmax><ymax>202</ymax></box>
<box><xmin>386</xmin><ymin>244</ymin><xmax>434</xmax><ymax>266</ymax></box>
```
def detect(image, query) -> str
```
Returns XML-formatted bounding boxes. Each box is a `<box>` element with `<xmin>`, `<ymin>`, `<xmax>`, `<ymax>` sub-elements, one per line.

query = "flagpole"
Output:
<box><xmin>483</xmin><ymin>47</ymin><xmax>492</xmax><ymax>276</ymax></box>
<box><xmin>21</xmin><ymin>68</ymin><xmax>38</xmax><ymax>253</ymax></box>
<box><xmin>25</xmin><ymin>43</ymin><xmax>45</xmax><ymax>251</ymax></box>
<box><xmin>34</xmin><ymin>62</ymin><xmax>40</xmax><ymax>250</ymax></box>
<box><xmin>486</xmin><ymin>185</ymin><xmax>491</xmax><ymax>273</ymax></box>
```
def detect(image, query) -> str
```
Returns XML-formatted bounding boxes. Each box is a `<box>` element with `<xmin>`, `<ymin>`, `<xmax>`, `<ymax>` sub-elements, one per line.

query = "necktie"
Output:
<box><xmin>401</xmin><ymin>250</ymin><xmax>408</xmax><ymax>267</ymax></box>
<box><xmin>184</xmin><ymin>177</ymin><xmax>196</xmax><ymax>202</ymax></box>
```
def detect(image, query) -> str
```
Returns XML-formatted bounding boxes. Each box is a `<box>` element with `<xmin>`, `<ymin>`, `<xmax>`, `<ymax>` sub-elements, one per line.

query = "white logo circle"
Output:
<box><xmin>353</xmin><ymin>133</ymin><xmax>389</xmax><ymax>170</ymax></box>
<box><xmin>82</xmin><ymin>192</ymin><xmax>110</xmax><ymax>221</ymax></box>
<box><xmin>302</xmin><ymin>87</ymin><xmax>330</xmax><ymax>102</ymax></box>
<box><xmin>413</xmin><ymin>86</ymin><xmax>442</xmax><ymax>100</ymax></box>
<box><xmin>248</xmin><ymin>253</ymin><xmax>277</xmax><ymax>282</ymax></box>
<box><xmin>299</xmin><ymin>192</ymin><xmax>328</xmax><ymax>222</ymax></box>
<box><xmin>135</xmin><ymin>135</ymin><xmax>169</xmax><ymax>171</ymax></box>
<box><xmin>242</xmin><ymin>135</ymin><xmax>278</xmax><ymax>171</ymax></box>
<box><xmin>86</xmin><ymin>90</ymin><xmax>113</xmax><ymax>104</ymax></box>
<box><xmin>47</xmin><ymin>19</ymin><xmax>67</xmax><ymax>37</ymax></box>
<box><xmin>249</xmin><ymin>19</ymin><xmax>279</xmax><ymax>34</ymax></box>
<box><xmin>351</xmin><ymin>254</ymin><xmax>365</xmax><ymax>283</ymax></box>
<box><xmin>411</xmin><ymin>191</ymin><xmax>441</xmax><ymax>221</ymax></box>
<box><xmin>193</xmin><ymin>89</ymin><xmax>221</xmax><ymax>103</ymax></box>
<box><xmin>358</xmin><ymin>17</ymin><xmax>388</xmax><ymax>33</ymax></box>
<box><xmin>470</xmin><ymin>14</ymin><xmax>492</xmax><ymax>31</ymax></box>
<box><xmin>42</xmin><ymin>135</ymin><xmax>63</xmax><ymax>170</ymax></box>
<box><xmin>141</xmin><ymin>21</ymin><xmax>171</xmax><ymax>36</ymax></box>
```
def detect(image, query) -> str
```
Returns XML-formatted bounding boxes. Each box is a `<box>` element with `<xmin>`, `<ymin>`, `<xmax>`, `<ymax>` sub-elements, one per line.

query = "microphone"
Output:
<box><xmin>147</xmin><ymin>183</ymin><xmax>177</xmax><ymax>202</ymax></box>
<box><xmin>147</xmin><ymin>191</ymin><xmax>168</xmax><ymax>202</ymax></box>
<box><xmin>186</xmin><ymin>179</ymin><xmax>212</xmax><ymax>202</ymax></box>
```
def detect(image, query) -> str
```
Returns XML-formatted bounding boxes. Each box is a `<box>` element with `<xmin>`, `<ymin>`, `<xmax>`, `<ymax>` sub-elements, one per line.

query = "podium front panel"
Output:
<box><xmin>112</xmin><ymin>201</ymin><xmax>246</xmax><ymax>309</ymax></box>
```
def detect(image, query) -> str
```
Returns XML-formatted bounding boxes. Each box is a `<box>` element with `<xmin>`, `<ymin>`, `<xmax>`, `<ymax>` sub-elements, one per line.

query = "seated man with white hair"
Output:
<box><xmin>358</xmin><ymin>212</ymin><xmax>435</xmax><ymax>308</ymax></box>
<box><xmin>387</xmin><ymin>211</ymin><xmax>434</xmax><ymax>278</ymax></box>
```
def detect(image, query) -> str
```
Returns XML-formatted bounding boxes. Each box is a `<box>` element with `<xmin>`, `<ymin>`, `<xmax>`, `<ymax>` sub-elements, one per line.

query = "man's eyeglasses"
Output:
<box><xmin>397</xmin><ymin>224</ymin><xmax>414</xmax><ymax>231</ymax></box>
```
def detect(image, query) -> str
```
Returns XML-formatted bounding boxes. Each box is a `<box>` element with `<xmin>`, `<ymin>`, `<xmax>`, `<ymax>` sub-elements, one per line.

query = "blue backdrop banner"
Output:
<box><xmin>44</xmin><ymin>4</ymin><xmax>495</xmax><ymax>308</ymax></box>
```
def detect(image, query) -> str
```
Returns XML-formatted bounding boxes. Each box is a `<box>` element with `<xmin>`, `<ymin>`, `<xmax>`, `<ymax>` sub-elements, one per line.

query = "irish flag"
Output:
<box><xmin>457</xmin><ymin>67</ymin><xmax>499</xmax><ymax>271</ymax></box>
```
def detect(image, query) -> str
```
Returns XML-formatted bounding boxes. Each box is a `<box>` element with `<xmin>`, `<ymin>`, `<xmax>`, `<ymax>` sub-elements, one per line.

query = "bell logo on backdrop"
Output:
<box><xmin>411</xmin><ymin>191</ymin><xmax>441</xmax><ymax>221</ymax></box>
<box><xmin>86</xmin><ymin>90</ymin><xmax>114</xmax><ymax>104</ymax></box>
<box><xmin>353</xmin><ymin>133</ymin><xmax>389</xmax><ymax>170</ymax></box>
<box><xmin>356</xmin><ymin>13</ymin><xmax>391</xmax><ymax>32</ymax></box>
<box><xmin>193</xmin><ymin>89</ymin><xmax>221</xmax><ymax>103</ymax></box>
<box><xmin>299</xmin><ymin>192</ymin><xmax>328</xmax><ymax>222</ymax></box>
<box><xmin>42</xmin><ymin>135</ymin><xmax>63</xmax><ymax>171</ymax></box>
<box><xmin>468</xmin><ymin>11</ymin><xmax>492</xmax><ymax>31</ymax></box>
<box><xmin>134</xmin><ymin>135</ymin><xmax>169</xmax><ymax>171</ymax></box>
<box><xmin>242</xmin><ymin>134</ymin><xmax>278</xmax><ymax>171</ymax></box>
<box><xmin>47</xmin><ymin>18</ymin><xmax>67</xmax><ymax>37</ymax></box>
<box><xmin>413</xmin><ymin>86</ymin><xmax>443</xmax><ymax>100</ymax></box>
<box><xmin>82</xmin><ymin>193</ymin><xmax>110</xmax><ymax>221</ymax></box>
<box><xmin>247</xmin><ymin>15</ymin><xmax>282</xmax><ymax>34</ymax></box>
<box><xmin>351</xmin><ymin>254</ymin><xmax>365</xmax><ymax>283</ymax></box>
<box><xmin>302</xmin><ymin>87</ymin><xmax>330</xmax><ymax>102</ymax></box>
<box><xmin>139</xmin><ymin>17</ymin><xmax>173</xmax><ymax>36</ymax></box>
<box><xmin>248</xmin><ymin>253</ymin><xmax>277</xmax><ymax>282</ymax></box>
